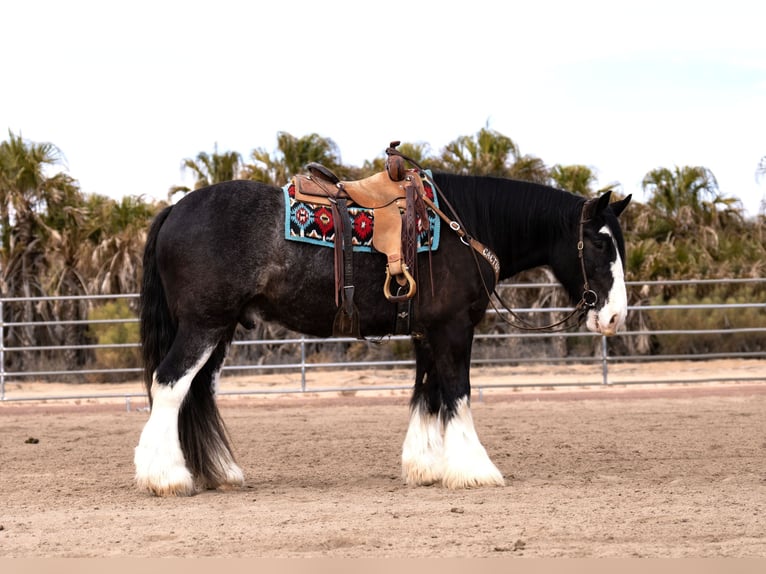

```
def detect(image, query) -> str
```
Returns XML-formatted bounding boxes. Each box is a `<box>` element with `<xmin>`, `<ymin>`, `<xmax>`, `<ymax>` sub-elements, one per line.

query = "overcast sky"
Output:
<box><xmin>3</xmin><ymin>0</ymin><xmax>765</xmax><ymax>215</ymax></box>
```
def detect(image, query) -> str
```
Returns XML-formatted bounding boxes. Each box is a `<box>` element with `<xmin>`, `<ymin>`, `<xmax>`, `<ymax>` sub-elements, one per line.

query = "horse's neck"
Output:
<box><xmin>495</xmin><ymin>189</ymin><xmax>579</xmax><ymax>280</ymax></box>
<box><xmin>433</xmin><ymin>173</ymin><xmax>580</xmax><ymax>280</ymax></box>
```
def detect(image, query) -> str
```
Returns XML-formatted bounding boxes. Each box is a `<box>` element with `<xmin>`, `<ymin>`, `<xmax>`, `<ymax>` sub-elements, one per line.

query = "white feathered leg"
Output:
<box><xmin>401</xmin><ymin>403</ymin><xmax>445</xmax><ymax>486</ymax></box>
<box><xmin>441</xmin><ymin>397</ymin><xmax>505</xmax><ymax>489</ymax></box>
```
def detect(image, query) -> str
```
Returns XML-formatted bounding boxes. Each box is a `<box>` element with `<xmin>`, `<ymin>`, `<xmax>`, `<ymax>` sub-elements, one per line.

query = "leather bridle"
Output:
<box><xmin>577</xmin><ymin>210</ymin><xmax>600</xmax><ymax>309</ymax></box>
<box><xmin>492</xmin><ymin>206</ymin><xmax>599</xmax><ymax>333</ymax></box>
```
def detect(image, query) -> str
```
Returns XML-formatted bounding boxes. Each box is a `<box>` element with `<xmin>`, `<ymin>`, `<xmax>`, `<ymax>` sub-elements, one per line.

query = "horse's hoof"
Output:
<box><xmin>222</xmin><ymin>464</ymin><xmax>245</xmax><ymax>488</ymax></box>
<box><xmin>134</xmin><ymin>446</ymin><xmax>196</xmax><ymax>496</ymax></box>
<box><xmin>205</xmin><ymin>463</ymin><xmax>245</xmax><ymax>491</ymax></box>
<box><xmin>402</xmin><ymin>464</ymin><xmax>443</xmax><ymax>487</ymax></box>
<box><xmin>135</xmin><ymin>470</ymin><xmax>196</xmax><ymax>497</ymax></box>
<box><xmin>441</xmin><ymin>467</ymin><xmax>506</xmax><ymax>489</ymax></box>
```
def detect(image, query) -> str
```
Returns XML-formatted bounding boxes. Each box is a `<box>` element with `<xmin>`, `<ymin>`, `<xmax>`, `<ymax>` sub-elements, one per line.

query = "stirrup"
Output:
<box><xmin>383</xmin><ymin>264</ymin><xmax>416</xmax><ymax>302</ymax></box>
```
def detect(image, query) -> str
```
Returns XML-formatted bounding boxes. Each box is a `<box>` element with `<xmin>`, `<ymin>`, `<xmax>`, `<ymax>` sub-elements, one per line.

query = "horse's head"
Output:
<box><xmin>555</xmin><ymin>191</ymin><xmax>631</xmax><ymax>336</ymax></box>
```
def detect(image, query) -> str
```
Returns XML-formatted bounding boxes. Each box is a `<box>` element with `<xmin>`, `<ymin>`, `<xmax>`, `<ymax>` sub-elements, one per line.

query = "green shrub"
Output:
<box><xmin>646</xmin><ymin>284</ymin><xmax>766</xmax><ymax>355</ymax></box>
<box><xmin>87</xmin><ymin>300</ymin><xmax>140</xmax><ymax>382</ymax></box>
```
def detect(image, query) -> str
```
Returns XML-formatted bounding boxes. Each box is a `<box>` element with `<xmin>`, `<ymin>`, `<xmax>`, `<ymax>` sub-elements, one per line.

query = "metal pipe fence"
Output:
<box><xmin>1</xmin><ymin>278</ymin><xmax>764</xmax><ymax>406</ymax></box>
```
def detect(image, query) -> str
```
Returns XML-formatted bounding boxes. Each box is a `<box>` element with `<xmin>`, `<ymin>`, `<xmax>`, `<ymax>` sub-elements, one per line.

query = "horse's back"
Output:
<box><xmin>162</xmin><ymin>180</ymin><xmax>281</xmax><ymax>241</ymax></box>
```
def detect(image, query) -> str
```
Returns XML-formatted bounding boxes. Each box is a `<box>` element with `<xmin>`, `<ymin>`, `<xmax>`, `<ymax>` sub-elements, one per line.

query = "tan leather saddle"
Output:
<box><xmin>291</xmin><ymin>153</ymin><xmax>430</xmax><ymax>336</ymax></box>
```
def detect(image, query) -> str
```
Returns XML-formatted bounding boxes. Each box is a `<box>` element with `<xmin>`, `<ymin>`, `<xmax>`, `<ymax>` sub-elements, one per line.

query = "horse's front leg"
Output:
<box><xmin>402</xmin><ymin>322</ymin><xmax>504</xmax><ymax>488</ymax></box>
<box><xmin>401</xmin><ymin>340</ymin><xmax>445</xmax><ymax>486</ymax></box>
<box><xmin>442</xmin><ymin>393</ymin><xmax>504</xmax><ymax>489</ymax></box>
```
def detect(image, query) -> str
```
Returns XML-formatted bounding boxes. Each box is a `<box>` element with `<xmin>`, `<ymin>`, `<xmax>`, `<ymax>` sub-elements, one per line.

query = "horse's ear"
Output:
<box><xmin>610</xmin><ymin>194</ymin><xmax>632</xmax><ymax>218</ymax></box>
<box><xmin>583</xmin><ymin>190</ymin><xmax>612</xmax><ymax>220</ymax></box>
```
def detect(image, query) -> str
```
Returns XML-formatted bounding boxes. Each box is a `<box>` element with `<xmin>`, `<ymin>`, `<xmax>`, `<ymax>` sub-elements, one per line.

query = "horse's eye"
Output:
<box><xmin>592</xmin><ymin>238</ymin><xmax>607</xmax><ymax>251</ymax></box>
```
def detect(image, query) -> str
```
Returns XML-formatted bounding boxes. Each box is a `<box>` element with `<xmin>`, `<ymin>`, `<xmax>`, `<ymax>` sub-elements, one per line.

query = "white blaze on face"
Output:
<box><xmin>586</xmin><ymin>225</ymin><xmax>628</xmax><ymax>336</ymax></box>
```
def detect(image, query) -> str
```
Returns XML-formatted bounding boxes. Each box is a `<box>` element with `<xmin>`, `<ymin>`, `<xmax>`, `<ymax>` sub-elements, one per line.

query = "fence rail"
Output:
<box><xmin>1</xmin><ymin>278</ymin><xmax>764</xmax><ymax>405</ymax></box>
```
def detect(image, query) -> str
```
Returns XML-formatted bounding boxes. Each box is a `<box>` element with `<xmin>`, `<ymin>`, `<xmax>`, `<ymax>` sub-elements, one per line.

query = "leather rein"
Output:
<box><xmin>489</xmin><ymin>209</ymin><xmax>598</xmax><ymax>333</ymax></box>
<box><xmin>386</xmin><ymin>145</ymin><xmax>599</xmax><ymax>333</ymax></box>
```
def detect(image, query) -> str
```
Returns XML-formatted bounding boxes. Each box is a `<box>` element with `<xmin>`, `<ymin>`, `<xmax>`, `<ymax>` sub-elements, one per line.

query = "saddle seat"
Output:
<box><xmin>295</xmin><ymin>169</ymin><xmax>411</xmax><ymax>210</ymax></box>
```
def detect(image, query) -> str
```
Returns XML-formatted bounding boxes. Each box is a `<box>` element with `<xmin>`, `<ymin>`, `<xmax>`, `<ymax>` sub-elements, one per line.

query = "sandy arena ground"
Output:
<box><xmin>1</xmin><ymin>360</ymin><xmax>764</xmax><ymax>558</ymax></box>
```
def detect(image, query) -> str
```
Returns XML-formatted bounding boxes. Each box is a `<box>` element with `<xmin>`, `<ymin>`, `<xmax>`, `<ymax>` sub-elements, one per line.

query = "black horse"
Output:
<box><xmin>134</xmin><ymin>171</ymin><xmax>630</xmax><ymax>496</ymax></box>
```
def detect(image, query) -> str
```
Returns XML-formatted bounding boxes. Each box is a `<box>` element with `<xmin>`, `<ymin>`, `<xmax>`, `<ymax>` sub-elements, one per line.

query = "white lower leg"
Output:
<box><xmin>134</xmin><ymin>350</ymin><xmax>212</xmax><ymax>496</ymax></box>
<box><xmin>401</xmin><ymin>404</ymin><xmax>445</xmax><ymax>485</ymax></box>
<box><xmin>441</xmin><ymin>397</ymin><xmax>505</xmax><ymax>488</ymax></box>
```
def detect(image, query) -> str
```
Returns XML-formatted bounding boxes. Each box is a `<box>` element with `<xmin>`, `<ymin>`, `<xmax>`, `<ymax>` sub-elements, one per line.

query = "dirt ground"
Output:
<box><xmin>1</xmin><ymin>360</ymin><xmax>765</xmax><ymax>558</ymax></box>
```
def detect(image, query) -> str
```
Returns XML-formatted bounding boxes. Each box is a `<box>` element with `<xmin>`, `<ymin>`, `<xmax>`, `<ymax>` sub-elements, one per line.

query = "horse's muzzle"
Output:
<box><xmin>587</xmin><ymin>308</ymin><xmax>626</xmax><ymax>337</ymax></box>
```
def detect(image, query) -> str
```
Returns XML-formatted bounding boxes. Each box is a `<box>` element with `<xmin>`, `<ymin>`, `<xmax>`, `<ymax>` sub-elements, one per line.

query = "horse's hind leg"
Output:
<box><xmin>134</xmin><ymin>323</ymin><xmax>222</xmax><ymax>496</ymax></box>
<box><xmin>179</xmin><ymin>333</ymin><xmax>244</xmax><ymax>491</ymax></box>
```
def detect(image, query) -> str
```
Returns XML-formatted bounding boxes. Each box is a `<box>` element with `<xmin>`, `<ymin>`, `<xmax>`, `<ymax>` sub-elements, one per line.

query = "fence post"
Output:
<box><xmin>300</xmin><ymin>336</ymin><xmax>307</xmax><ymax>392</ymax></box>
<box><xmin>601</xmin><ymin>335</ymin><xmax>609</xmax><ymax>385</ymax></box>
<box><xmin>1</xmin><ymin>299</ymin><xmax>5</xmax><ymax>400</ymax></box>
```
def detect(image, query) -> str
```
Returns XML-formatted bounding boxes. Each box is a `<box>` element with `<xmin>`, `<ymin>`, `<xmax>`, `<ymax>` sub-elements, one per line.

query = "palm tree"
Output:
<box><xmin>439</xmin><ymin>126</ymin><xmax>518</xmax><ymax>176</ymax></box>
<box><xmin>87</xmin><ymin>194</ymin><xmax>160</xmax><ymax>295</ymax></box>
<box><xmin>508</xmin><ymin>154</ymin><xmax>550</xmax><ymax>185</ymax></box>
<box><xmin>642</xmin><ymin>165</ymin><xmax>741</xmax><ymax>232</ymax></box>
<box><xmin>243</xmin><ymin>132</ymin><xmax>343</xmax><ymax>185</ymax></box>
<box><xmin>0</xmin><ymin>130</ymin><xmax>90</xmax><ymax>369</ymax></box>
<box><xmin>438</xmin><ymin>126</ymin><xmax>549</xmax><ymax>183</ymax></box>
<box><xmin>170</xmin><ymin>144</ymin><xmax>243</xmax><ymax>198</ymax></box>
<box><xmin>0</xmin><ymin>130</ymin><xmax>66</xmax><ymax>253</ymax></box>
<box><xmin>549</xmin><ymin>164</ymin><xmax>599</xmax><ymax>197</ymax></box>
<box><xmin>0</xmin><ymin>130</ymin><xmax>75</xmax><ymax>299</ymax></box>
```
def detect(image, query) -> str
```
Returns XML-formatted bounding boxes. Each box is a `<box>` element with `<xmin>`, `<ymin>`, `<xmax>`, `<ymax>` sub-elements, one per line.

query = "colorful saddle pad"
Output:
<box><xmin>283</xmin><ymin>175</ymin><xmax>441</xmax><ymax>253</ymax></box>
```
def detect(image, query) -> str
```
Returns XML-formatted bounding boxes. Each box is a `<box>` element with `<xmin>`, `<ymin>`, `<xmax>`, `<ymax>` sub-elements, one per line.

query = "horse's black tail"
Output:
<box><xmin>140</xmin><ymin>205</ymin><xmax>175</xmax><ymax>404</ymax></box>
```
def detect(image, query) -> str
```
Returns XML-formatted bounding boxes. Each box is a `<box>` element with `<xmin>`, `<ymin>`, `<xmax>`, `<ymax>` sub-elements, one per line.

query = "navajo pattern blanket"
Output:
<box><xmin>283</xmin><ymin>177</ymin><xmax>441</xmax><ymax>252</ymax></box>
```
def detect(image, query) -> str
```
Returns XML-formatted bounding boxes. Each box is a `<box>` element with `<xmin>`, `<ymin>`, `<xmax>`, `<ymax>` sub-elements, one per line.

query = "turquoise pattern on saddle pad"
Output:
<box><xmin>283</xmin><ymin>175</ymin><xmax>441</xmax><ymax>253</ymax></box>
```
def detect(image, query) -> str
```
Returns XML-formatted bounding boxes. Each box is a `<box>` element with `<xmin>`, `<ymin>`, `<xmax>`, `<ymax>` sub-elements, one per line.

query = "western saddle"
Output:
<box><xmin>291</xmin><ymin>143</ymin><xmax>430</xmax><ymax>337</ymax></box>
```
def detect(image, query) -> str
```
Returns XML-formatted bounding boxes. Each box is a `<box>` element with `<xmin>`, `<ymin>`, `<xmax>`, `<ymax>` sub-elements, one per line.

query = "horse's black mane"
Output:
<box><xmin>431</xmin><ymin>172</ymin><xmax>584</xmax><ymax>246</ymax></box>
